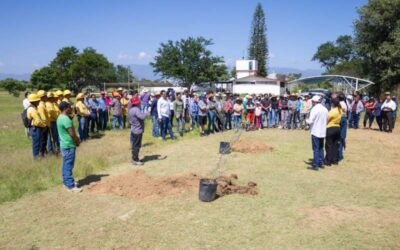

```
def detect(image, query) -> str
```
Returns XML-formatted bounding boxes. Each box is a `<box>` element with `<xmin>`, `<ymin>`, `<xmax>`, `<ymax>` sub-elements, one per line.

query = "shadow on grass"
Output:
<box><xmin>142</xmin><ymin>142</ymin><xmax>154</xmax><ymax>147</ymax></box>
<box><xmin>142</xmin><ymin>154</ymin><xmax>167</xmax><ymax>163</ymax></box>
<box><xmin>89</xmin><ymin>133</ymin><xmax>105</xmax><ymax>139</ymax></box>
<box><xmin>78</xmin><ymin>174</ymin><xmax>109</xmax><ymax>187</ymax></box>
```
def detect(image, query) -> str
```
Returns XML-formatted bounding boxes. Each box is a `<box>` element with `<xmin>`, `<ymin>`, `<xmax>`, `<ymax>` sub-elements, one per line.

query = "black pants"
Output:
<box><xmin>40</xmin><ymin>127</ymin><xmax>49</xmax><ymax>157</ymax></box>
<box><xmin>130</xmin><ymin>132</ymin><xmax>143</xmax><ymax>162</ymax></box>
<box><xmin>363</xmin><ymin>111</ymin><xmax>375</xmax><ymax>128</ymax></box>
<box><xmin>325</xmin><ymin>127</ymin><xmax>340</xmax><ymax>164</ymax></box>
<box><xmin>376</xmin><ymin>115</ymin><xmax>383</xmax><ymax>131</ymax></box>
<box><xmin>382</xmin><ymin>111</ymin><xmax>394</xmax><ymax>132</ymax></box>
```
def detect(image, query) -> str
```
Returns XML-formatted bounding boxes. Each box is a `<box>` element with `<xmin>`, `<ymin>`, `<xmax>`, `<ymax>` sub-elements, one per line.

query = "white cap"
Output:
<box><xmin>311</xmin><ymin>95</ymin><xmax>321</xmax><ymax>102</ymax></box>
<box><xmin>346</xmin><ymin>95</ymin><xmax>353</xmax><ymax>100</ymax></box>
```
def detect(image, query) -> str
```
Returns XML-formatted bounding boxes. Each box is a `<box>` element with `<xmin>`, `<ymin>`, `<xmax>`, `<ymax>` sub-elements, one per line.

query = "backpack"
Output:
<box><xmin>21</xmin><ymin>107</ymin><xmax>32</xmax><ymax>128</ymax></box>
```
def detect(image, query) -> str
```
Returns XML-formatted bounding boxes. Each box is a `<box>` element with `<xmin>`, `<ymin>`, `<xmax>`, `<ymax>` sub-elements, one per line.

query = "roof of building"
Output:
<box><xmin>235</xmin><ymin>75</ymin><xmax>280</xmax><ymax>84</ymax></box>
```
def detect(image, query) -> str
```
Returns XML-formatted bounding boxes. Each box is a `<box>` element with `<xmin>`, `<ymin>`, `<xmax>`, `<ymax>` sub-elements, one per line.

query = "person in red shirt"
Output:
<box><xmin>363</xmin><ymin>98</ymin><xmax>376</xmax><ymax>129</ymax></box>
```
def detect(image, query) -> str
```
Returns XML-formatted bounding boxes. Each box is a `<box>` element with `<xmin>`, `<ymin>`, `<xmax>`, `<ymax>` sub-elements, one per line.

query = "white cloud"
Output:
<box><xmin>117</xmin><ymin>52</ymin><xmax>133</xmax><ymax>61</ymax></box>
<box><xmin>137</xmin><ymin>51</ymin><xmax>151</xmax><ymax>61</ymax></box>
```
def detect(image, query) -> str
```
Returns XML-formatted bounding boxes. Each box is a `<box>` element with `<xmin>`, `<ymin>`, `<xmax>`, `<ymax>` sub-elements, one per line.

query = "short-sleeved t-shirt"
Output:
<box><xmin>198</xmin><ymin>100</ymin><xmax>208</xmax><ymax>116</ymax></box>
<box><xmin>57</xmin><ymin>114</ymin><xmax>76</xmax><ymax>149</ymax></box>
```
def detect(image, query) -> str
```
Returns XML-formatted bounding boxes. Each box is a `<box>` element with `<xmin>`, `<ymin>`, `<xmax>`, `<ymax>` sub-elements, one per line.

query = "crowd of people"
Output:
<box><xmin>22</xmin><ymin>87</ymin><xmax>398</xmax><ymax>191</ymax></box>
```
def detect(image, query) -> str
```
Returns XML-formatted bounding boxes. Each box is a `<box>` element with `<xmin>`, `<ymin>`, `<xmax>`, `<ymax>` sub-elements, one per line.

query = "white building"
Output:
<box><xmin>236</xmin><ymin>60</ymin><xmax>258</xmax><ymax>79</ymax></box>
<box><xmin>233</xmin><ymin>60</ymin><xmax>284</xmax><ymax>95</ymax></box>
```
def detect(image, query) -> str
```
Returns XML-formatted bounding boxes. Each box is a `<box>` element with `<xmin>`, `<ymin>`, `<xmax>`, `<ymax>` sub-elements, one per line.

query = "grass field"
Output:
<box><xmin>0</xmin><ymin>91</ymin><xmax>399</xmax><ymax>249</ymax></box>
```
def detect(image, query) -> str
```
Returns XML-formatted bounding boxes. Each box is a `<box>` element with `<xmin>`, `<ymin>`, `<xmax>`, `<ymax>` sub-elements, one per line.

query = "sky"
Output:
<box><xmin>0</xmin><ymin>0</ymin><xmax>367</xmax><ymax>75</ymax></box>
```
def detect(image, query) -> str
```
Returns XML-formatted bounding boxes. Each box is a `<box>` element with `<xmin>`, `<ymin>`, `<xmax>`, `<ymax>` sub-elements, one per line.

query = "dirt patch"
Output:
<box><xmin>88</xmin><ymin>170</ymin><xmax>201</xmax><ymax>200</ymax></box>
<box><xmin>231</xmin><ymin>139</ymin><xmax>273</xmax><ymax>154</ymax></box>
<box><xmin>216</xmin><ymin>174</ymin><xmax>258</xmax><ymax>196</ymax></box>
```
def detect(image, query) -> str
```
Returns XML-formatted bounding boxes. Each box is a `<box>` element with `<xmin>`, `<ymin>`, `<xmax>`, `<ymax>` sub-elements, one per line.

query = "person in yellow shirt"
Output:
<box><xmin>37</xmin><ymin>90</ymin><xmax>50</xmax><ymax>157</ymax></box>
<box><xmin>55</xmin><ymin>90</ymin><xmax>64</xmax><ymax>105</ymax></box>
<box><xmin>75</xmin><ymin>93</ymin><xmax>90</xmax><ymax>141</ymax></box>
<box><xmin>121</xmin><ymin>91</ymin><xmax>129</xmax><ymax>128</ymax></box>
<box><xmin>325</xmin><ymin>99</ymin><xmax>343</xmax><ymax>166</ymax></box>
<box><xmin>46</xmin><ymin>92</ymin><xmax>60</xmax><ymax>154</ymax></box>
<box><xmin>27</xmin><ymin>94</ymin><xmax>47</xmax><ymax>159</ymax></box>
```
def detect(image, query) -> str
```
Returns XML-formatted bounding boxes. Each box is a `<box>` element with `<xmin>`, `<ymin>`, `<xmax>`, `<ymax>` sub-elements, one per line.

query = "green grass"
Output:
<box><xmin>0</xmin><ymin>91</ymin><xmax>199</xmax><ymax>203</ymax></box>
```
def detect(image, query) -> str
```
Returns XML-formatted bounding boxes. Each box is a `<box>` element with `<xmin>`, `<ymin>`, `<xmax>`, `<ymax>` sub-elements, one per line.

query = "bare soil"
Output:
<box><xmin>231</xmin><ymin>138</ymin><xmax>273</xmax><ymax>154</ymax></box>
<box><xmin>216</xmin><ymin>174</ymin><xmax>258</xmax><ymax>196</ymax></box>
<box><xmin>88</xmin><ymin>170</ymin><xmax>201</xmax><ymax>199</ymax></box>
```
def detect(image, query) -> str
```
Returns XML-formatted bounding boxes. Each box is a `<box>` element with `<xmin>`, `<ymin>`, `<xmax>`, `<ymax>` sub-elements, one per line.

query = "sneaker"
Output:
<box><xmin>67</xmin><ymin>186</ymin><xmax>82</xmax><ymax>193</ymax></box>
<box><xmin>132</xmin><ymin>160</ymin><xmax>144</xmax><ymax>166</ymax></box>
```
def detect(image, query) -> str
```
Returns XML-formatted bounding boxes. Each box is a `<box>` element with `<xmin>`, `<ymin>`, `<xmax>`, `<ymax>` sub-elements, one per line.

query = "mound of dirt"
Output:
<box><xmin>231</xmin><ymin>139</ymin><xmax>273</xmax><ymax>154</ymax></box>
<box><xmin>216</xmin><ymin>174</ymin><xmax>258</xmax><ymax>196</ymax></box>
<box><xmin>88</xmin><ymin>170</ymin><xmax>201</xmax><ymax>200</ymax></box>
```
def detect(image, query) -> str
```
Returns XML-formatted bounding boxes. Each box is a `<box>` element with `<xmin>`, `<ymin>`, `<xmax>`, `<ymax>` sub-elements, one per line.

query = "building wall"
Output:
<box><xmin>236</xmin><ymin>60</ymin><xmax>258</xmax><ymax>79</ymax></box>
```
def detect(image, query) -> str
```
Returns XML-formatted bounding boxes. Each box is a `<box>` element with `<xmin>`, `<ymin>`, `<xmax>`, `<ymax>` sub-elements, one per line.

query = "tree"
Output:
<box><xmin>69</xmin><ymin>48</ymin><xmax>116</xmax><ymax>92</ymax></box>
<box><xmin>248</xmin><ymin>3</ymin><xmax>268</xmax><ymax>77</ymax></box>
<box><xmin>115</xmin><ymin>65</ymin><xmax>135</xmax><ymax>83</ymax></box>
<box><xmin>30</xmin><ymin>66</ymin><xmax>59</xmax><ymax>91</ymax></box>
<box><xmin>0</xmin><ymin>78</ymin><xmax>27</xmax><ymax>97</ymax></box>
<box><xmin>354</xmin><ymin>0</ymin><xmax>400</xmax><ymax>92</ymax></box>
<box><xmin>230</xmin><ymin>67</ymin><xmax>237</xmax><ymax>78</ymax></box>
<box><xmin>312</xmin><ymin>35</ymin><xmax>355</xmax><ymax>71</ymax></box>
<box><xmin>49</xmin><ymin>46</ymin><xmax>79</xmax><ymax>87</ymax></box>
<box><xmin>151</xmin><ymin>37</ymin><xmax>228</xmax><ymax>89</ymax></box>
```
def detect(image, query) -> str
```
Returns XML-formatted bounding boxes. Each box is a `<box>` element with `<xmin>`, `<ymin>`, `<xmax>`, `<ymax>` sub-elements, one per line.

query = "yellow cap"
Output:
<box><xmin>28</xmin><ymin>94</ymin><xmax>41</xmax><ymax>102</ymax></box>
<box><xmin>63</xmin><ymin>90</ymin><xmax>71</xmax><ymax>96</ymax></box>
<box><xmin>47</xmin><ymin>92</ymin><xmax>54</xmax><ymax>98</ymax></box>
<box><xmin>55</xmin><ymin>90</ymin><xmax>63</xmax><ymax>97</ymax></box>
<box><xmin>37</xmin><ymin>90</ymin><xmax>46</xmax><ymax>98</ymax></box>
<box><xmin>76</xmin><ymin>93</ymin><xmax>84</xmax><ymax>100</ymax></box>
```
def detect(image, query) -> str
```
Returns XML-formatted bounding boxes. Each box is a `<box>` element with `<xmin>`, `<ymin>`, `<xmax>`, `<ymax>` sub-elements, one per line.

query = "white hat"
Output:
<box><xmin>346</xmin><ymin>95</ymin><xmax>353</xmax><ymax>100</ymax></box>
<box><xmin>311</xmin><ymin>95</ymin><xmax>321</xmax><ymax>102</ymax></box>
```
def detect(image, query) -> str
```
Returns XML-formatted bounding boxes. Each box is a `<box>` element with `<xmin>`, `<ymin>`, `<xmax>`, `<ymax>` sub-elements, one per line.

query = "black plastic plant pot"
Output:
<box><xmin>199</xmin><ymin>178</ymin><xmax>217</xmax><ymax>202</ymax></box>
<box><xmin>219</xmin><ymin>141</ymin><xmax>231</xmax><ymax>154</ymax></box>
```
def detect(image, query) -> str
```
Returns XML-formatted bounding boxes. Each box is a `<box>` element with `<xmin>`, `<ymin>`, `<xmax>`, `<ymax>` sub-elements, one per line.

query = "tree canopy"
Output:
<box><xmin>248</xmin><ymin>3</ymin><xmax>268</xmax><ymax>77</ymax></box>
<box><xmin>151</xmin><ymin>37</ymin><xmax>228</xmax><ymax>89</ymax></box>
<box><xmin>0</xmin><ymin>78</ymin><xmax>27</xmax><ymax>97</ymax></box>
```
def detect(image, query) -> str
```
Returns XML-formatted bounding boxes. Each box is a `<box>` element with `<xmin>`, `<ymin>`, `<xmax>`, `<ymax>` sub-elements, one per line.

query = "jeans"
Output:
<box><xmin>77</xmin><ymin>115</ymin><xmax>89</xmax><ymax>141</ymax></box>
<box><xmin>175</xmin><ymin>113</ymin><xmax>185</xmax><ymax>133</ymax></box>
<box><xmin>191</xmin><ymin>113</ymin><xmax>199</xmax><ymax>128</ymax></box>
<box><xmin>161</xmin><ymin>116</ymin><xmax>175</xmax><ymax>140</ymax></box>
<box><xmin>287</xmin><ymin>110</ymin><xmax>295</xmax><ymax>129</ymax></box>
<box><xmin>267</xmin><ymin>109</ymin><xmax>276</xmax><ymax>128</ymax></box>
<box><xmin>281</xmin><ymin>110</ymin><xmax>288</xmax><ymax>128</ymax></box>
<box><xmin>224</xmin><ymin>112</ymin><xmax>232</xmax><ymax>130</ymax></box>
<box><xmin>233</xmin><ymin>115</ymin><xmax>242</xmax><ymax>131</ymax></box>
<box><xmin>61</xmin><ymin>147</ymin><xmax>76</xmax><ymax>189</ymax></box>
<box><xmin>90</xmin><ymin>111</ymin><xmax>99</xmax><ymax>132</ymax></box>
<box><xmin>208</xmin><ymin>111</ymin><xmax>217</xmax><ymax>133</ymax></box>
<box><xmin>130</xmin><ymin>132</ymin><xmax>143</xmax><ymax>162</ymax></box>
<box><xmin>363</xmin><ymin>111</ymin><xmax>375</xmax><ymax>128</ymax></box>
<box><xmin>112</xmin><ymin>115</ymin><xmax>123</xmax><ymax>129</ymax></box>
<box><xmin>40</xmin><ymin>127</ymin><xmax>48</xmax><ymax>157</ymax></box>
<box><xmin>141</xmin><ymin>104</ymin><xmax>148</xmax><ymax>113</ymax></box>
<box><xmin>151</xmin><ymin>115</ymin><xmax>160</xmax><ymax>137</ymax></box>
<box><xmin>98</xmin><ymin>110</ymin><xmax>108</xmax><ymax>131</ymax></box>
<box><xmin>47</xmin><ymin>121</ymin><xmax>59</xmax><ymax>153</ymax></box>
<box><xmin>261</xmin><ymin>111</ymin><xmax>267</xmax><ymax>128</ymax></box>
<box><xmin>382</xmin><ymin>111</ymin><xmax>394</xmax><ymax>132</ymax></box>
<box><xmin>31</xmin><ymin>127</ymin><xmax>42</xmax><ymax>159</ymax></box>
<box><xmin>376</xmin><ymin>115</ymin><xmax>383</xmax><ymax>131</ymax></box>
<box><xmin>311</xmin><ymin>135</ymin><xmax>324</xmax><ymax>168</ymax></box>
<box><xmin>349</xmin><ymin>111</ymin><xmax>360</xmax><ymax>129</ymax></box>
<box><xmin>338</xmin><ymin>116</ymin><xmax>347</xmax><ymax>161</ymax></box>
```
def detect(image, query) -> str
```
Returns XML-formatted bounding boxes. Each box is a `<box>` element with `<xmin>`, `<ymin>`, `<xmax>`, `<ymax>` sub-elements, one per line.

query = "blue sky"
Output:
<box><xmin>0</xmin><ymin>0</ymin><xmax>367</xmax><ymax>75</ymax></box>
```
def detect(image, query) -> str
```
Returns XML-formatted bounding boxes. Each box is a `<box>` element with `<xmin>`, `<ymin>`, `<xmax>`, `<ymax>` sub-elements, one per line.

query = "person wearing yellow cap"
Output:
<box><xmin>45</xmin><ymin>92</ymin><xmax>60</xmax><ymax>154</ymax></box>
<box><xmin>75</xmin><ymin>93</ymin><xmax>90</xmax><ymax>141</ymax></box>
<box><xmin>63</xmin><ymin>90</ymin><xmax>72</xmax><ymax>103</ymax></box>
<box><xmin>55</xmin><ymin>90</ymin><xmax>64</xmax><ymax>105</ymax></box>
<box><xmin>27</xmin><ymin>94</ymin><xmax>47</xmax><ymax>159</ymax></box>
<box><xmin>37</xmin><ymin>90</ymin><xmax>50</xmax><ymax>157</ymax></box>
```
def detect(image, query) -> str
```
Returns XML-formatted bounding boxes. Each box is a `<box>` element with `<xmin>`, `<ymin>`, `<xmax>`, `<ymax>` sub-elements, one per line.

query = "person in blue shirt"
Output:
<box><xmin>88</xmin><ymin>94</ymin><xmax>99</xmax><ymax>133</ymax></box>
<box><xmin>149</xmin><ymin>93</ymin><xmax>160</xmax><ymax>138</ymax></box>
<box><xmin>98</xmin><ymin>91</ymin><xmax>108</xmax><ymax>131</ymax></box>
<box><xmin>190</xmin><ymin>94</ymin><xmax>200</xmax><ymax>130</ymax></box>
<box><xmin>374</xmin><ymin>97</ymin><xmax>383</xmax><ymax>131</ymax></box>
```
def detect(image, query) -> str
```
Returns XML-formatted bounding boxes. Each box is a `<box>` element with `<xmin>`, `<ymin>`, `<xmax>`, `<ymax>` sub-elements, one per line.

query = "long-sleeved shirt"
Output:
<box><xmin>128</xmin><ymin>106</ymin><xmax>149</xmax><ymax>134</ymax></box>
<box><xmin>157</xmin><ymin>97</ymin><xmax>170</xmax><ymax>119</ymax></box>
<box><xmin>98</xmin><ymin>97</ymin><xmax>107</xmax><ymax>111</ymax></box>
<box><xmin>190</xmin><ymin>100</ymin><xmax>199</xmax><ymax>115</ymax></box>
<box><xmin>140</xmin><ymin>93</ymin><xmax>150</xmax><ymax>105</ymax></box>
<box><xmin>173</xmin><ymin>99</ymin><xmax>184</xmax><ymax>114</ymax></box>
<box><xmin>88</xmin><ymin>99</ymin><xmax>99</xmax><ymax>111</ymax></box>
<box><xmin>306</xmin><ymin>103</ymin><xmax>328</xmax><ymax>138</ymax></box>
<box><xmin>288</xmin><ymin>99</ymin><xmax>298</xmax><ymax>111</ymax></box>
<box><xmin>351</xmin><ymin>100</ymin><xmax>364</xmax><ymax>114</ymax></box>
<box><xmin>300</xmin><ymin>99</ymin><xmax>312</xmax><ymax>114</ymax></box>
<box><xmin>23</xmin><ymin>98</ymin><xmax>30</xmax><ymax>109</ymax></box>
<box><xmin>37</xmin><ymin>101</ymin><xmax>49</xmax><ymax>127</ymax></box>
<box><xmin>45</xmin><ymin>101</ymin><xmax>58</xmax><ymax>122</ymax></box>
<box><xmin>381</xmin><ymin>100</ymin><xmax>397</xmax><ymax>111</ymax></box>
<box><xmin>150</xmin><ymin>99</ymin><xmax>158</xmax><ymax>117</ymax></box>
<box><xmin>27</xmin><ymin>106</ymin><xmax>47</xmax><ymax>128</ymax></box>
<box><xmin>109</xmin><ymin>98</ymin><xmax>122</xmax><ymax>116</ymax></box>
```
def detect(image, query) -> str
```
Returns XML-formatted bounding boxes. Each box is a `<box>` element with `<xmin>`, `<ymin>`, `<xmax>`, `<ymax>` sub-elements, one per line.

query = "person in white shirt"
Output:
<box><xmin>23</xmin><ymin>91</ymin><xmax>31</xmax><ymax>110</ymax></box>
<box><xmin>306</xmin><ymin>95</ymin><xmax>329</xmax><ymax>171</ymax></box>
<box><xmin>381</xmin><ymin>92</ymin><xmax>396</xmax><ymax>132</ymax></box>
<box><xmin>157</xmin><ymin>90</ymin><xmax>175</xmax><ymax>141</ymax></box>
